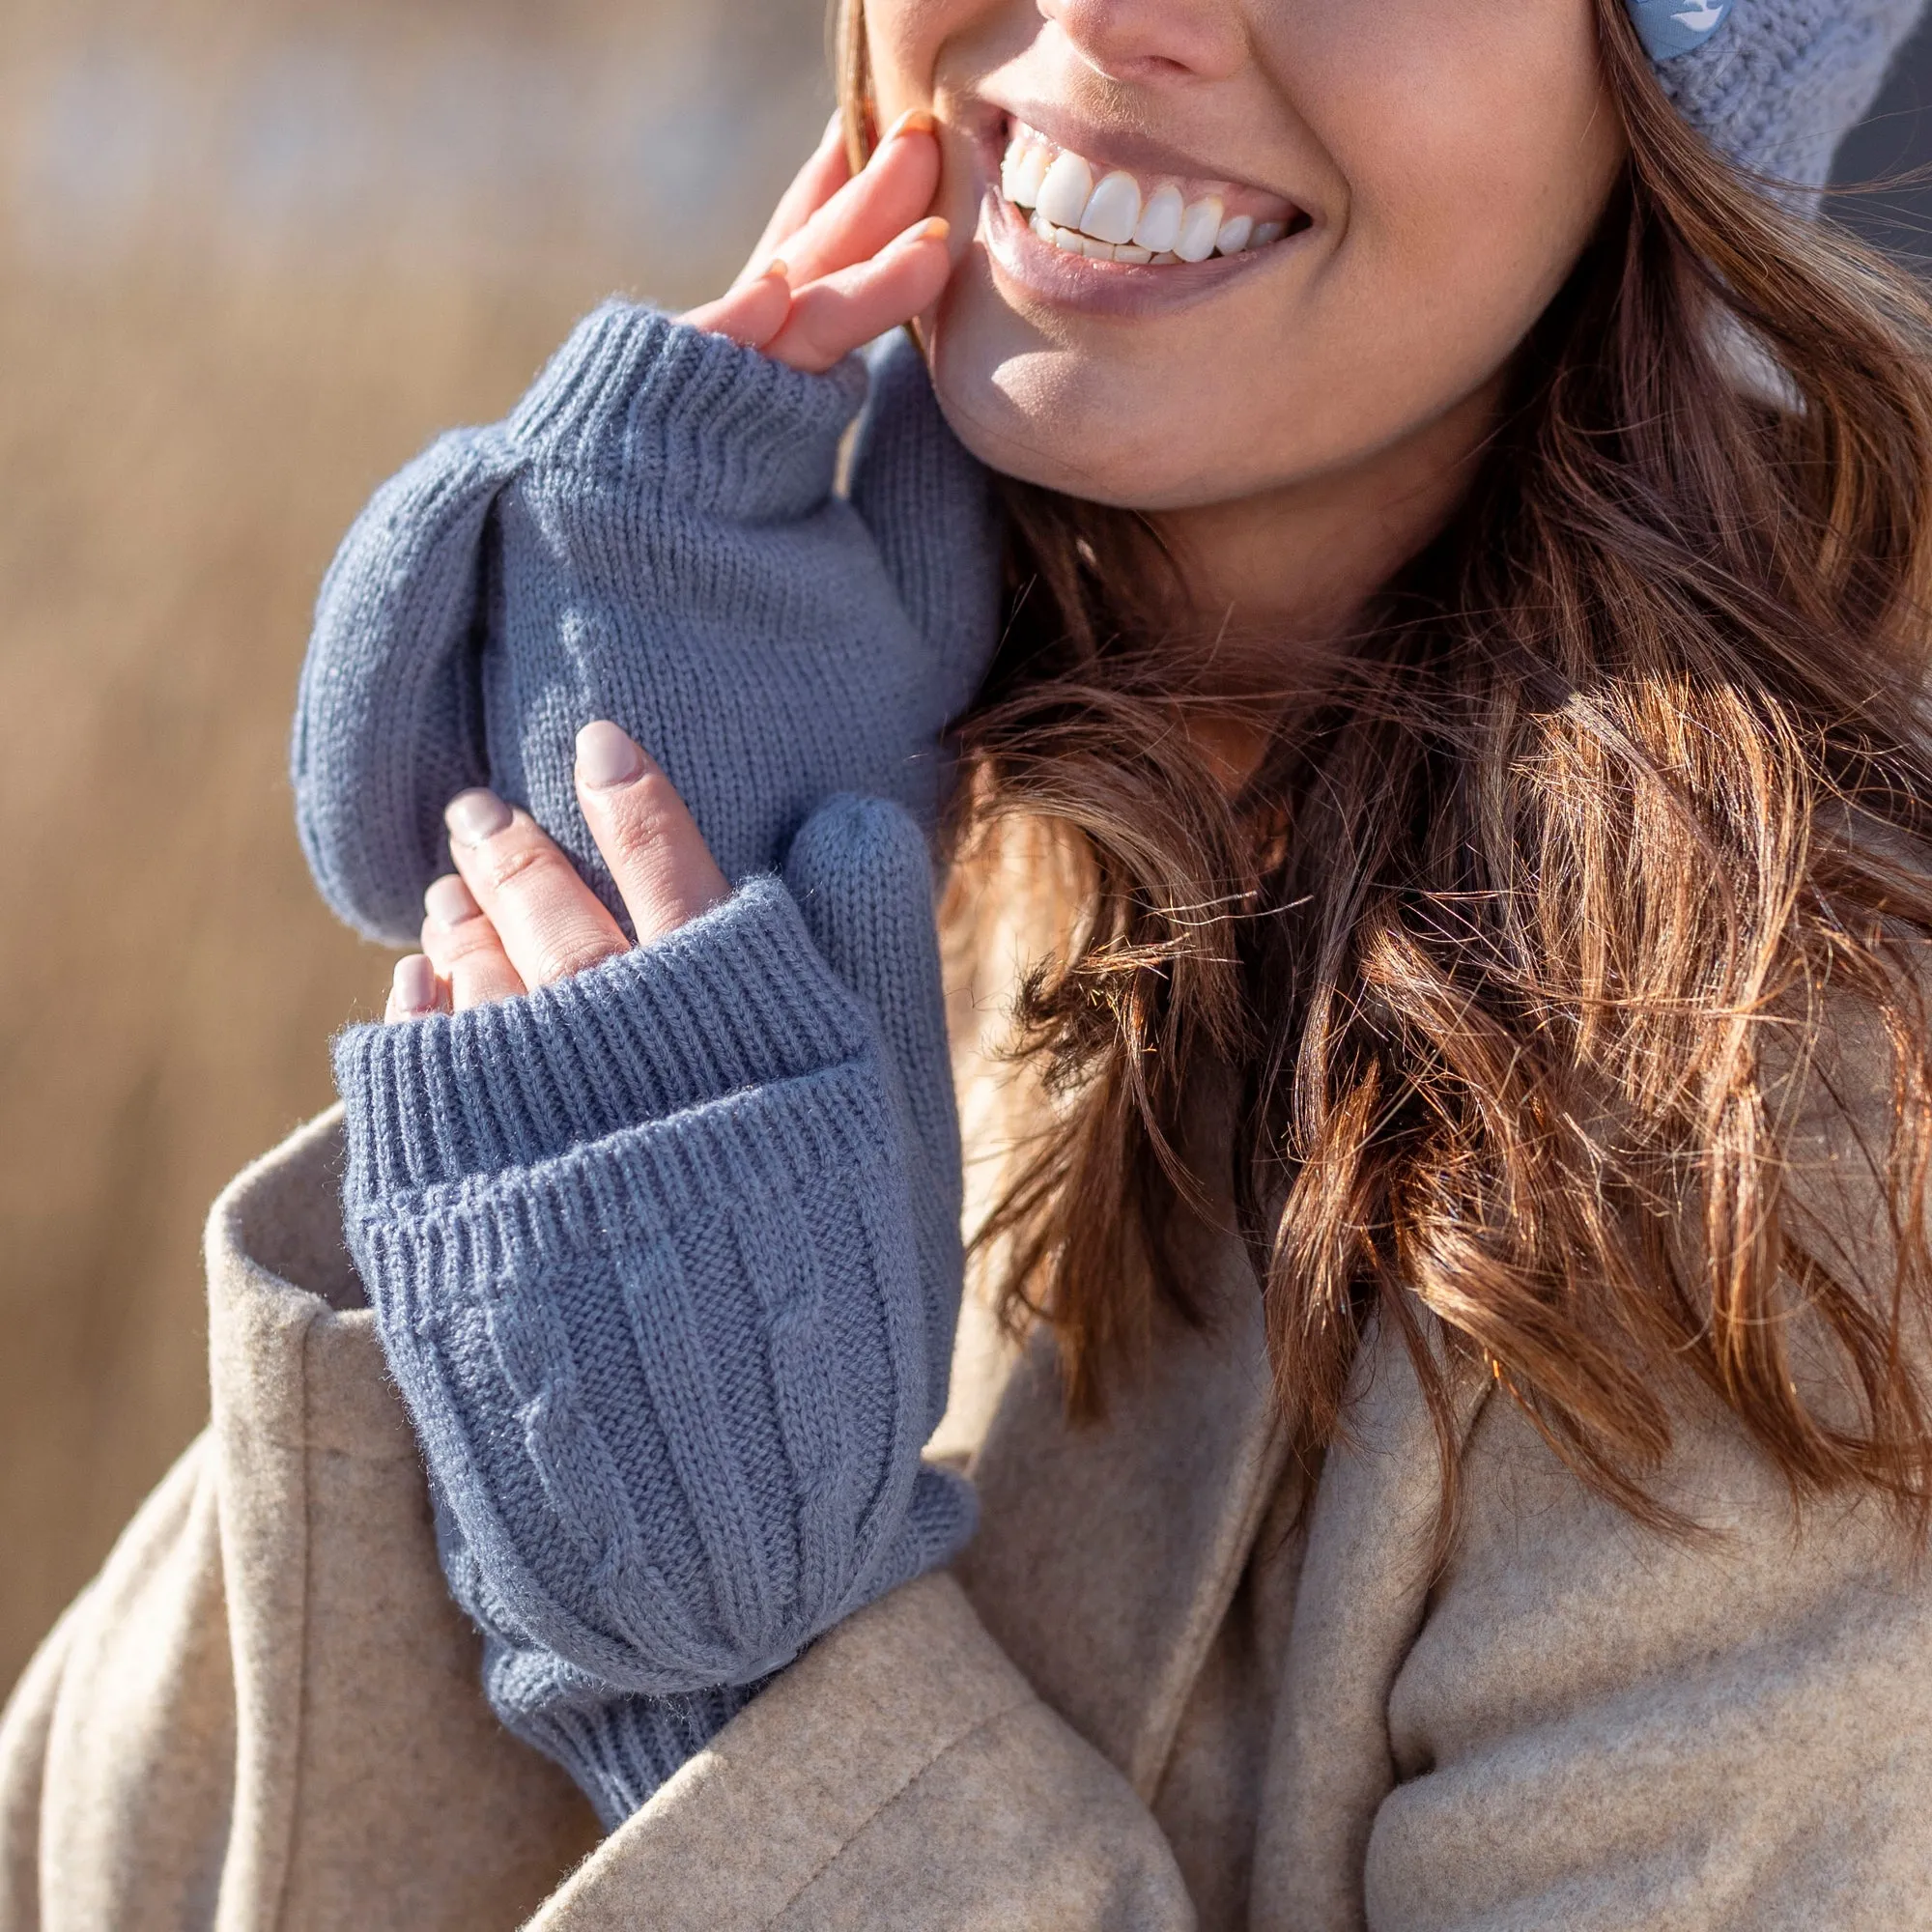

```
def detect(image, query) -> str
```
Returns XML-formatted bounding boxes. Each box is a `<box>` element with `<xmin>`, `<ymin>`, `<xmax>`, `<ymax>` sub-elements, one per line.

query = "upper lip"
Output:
<box><xmin>987</xmin><ymin>97</ymin><xmax>1292</xmax><ymax>203</ymax></box>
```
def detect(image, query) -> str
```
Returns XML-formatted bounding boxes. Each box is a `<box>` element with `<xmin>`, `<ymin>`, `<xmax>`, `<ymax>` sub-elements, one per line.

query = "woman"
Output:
<box><xmin>7</xmin><ymin>0</ymin><xmax>1932</xmax><ymax>1921</ymax></box>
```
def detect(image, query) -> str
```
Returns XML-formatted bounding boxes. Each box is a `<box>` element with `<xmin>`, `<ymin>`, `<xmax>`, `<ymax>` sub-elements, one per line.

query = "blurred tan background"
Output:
<box><xmin>0</xmin><ymin>0</ymin><xmax>830</xmax><ymax>1697</ymax></box>
<box><xmin>5</xmin><ymin>0</ymin><xmax>1932</xmax><ymax>1704</ymax></box>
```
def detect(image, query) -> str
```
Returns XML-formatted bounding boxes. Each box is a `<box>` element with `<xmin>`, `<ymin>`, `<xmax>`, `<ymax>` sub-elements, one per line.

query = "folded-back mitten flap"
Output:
<box><xmin>508</xmin><ymin>301</ymin><xmax>869</xmax><ymax>522</ymax></box>
<box><xmin>293</xmin><ymin>305</ymin><xmax>877</xmax><ymax>947</ymax></box>
<box><xmin>293</xmin><ymin>428</ymin><xmax>517</xmax><ymax>944</ymax></box>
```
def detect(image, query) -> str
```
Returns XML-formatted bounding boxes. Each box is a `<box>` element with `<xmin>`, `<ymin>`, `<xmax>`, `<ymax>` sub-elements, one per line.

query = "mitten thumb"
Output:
<box><xmin>783</xmin><ymin>794</ymin><xmax>962</xmax><ymax>1431</ymax></box>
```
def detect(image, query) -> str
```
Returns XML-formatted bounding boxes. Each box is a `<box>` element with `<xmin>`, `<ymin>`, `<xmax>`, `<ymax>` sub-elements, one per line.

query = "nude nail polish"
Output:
<box><xmin>391</xmin><ymin>954</ymin><xmax>437</xmax><ymax>1016</ymax></box>
<box><xmin>576</xmin><ymin>721</ymin><xmax>645</xmax><ymax>790</ymax></box>
<box><xmin>445</xmin><ymin>788</ymin><xmax>513</xmax><ymax>845</ymax></box>
<box><xmin>424</xmin><ymin>874</ymin><xmax>480</xmax><ymax>927</ymax></box>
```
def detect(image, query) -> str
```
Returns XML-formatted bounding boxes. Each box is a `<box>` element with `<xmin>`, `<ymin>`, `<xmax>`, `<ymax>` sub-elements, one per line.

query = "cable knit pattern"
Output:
<box><xmin>293</xmin><ymin>307</ymin><xmax>999</xmax><ymax>947</ymax></box>
<box><xmin>336</xmin><ymin>820</ymin><xmax>978</xmax><ymax>1829</ymax></box>
<box><xmin>1634</xmin><ymin>0</ymin><xmax>1925</xmax><ymax>188</ymax></box>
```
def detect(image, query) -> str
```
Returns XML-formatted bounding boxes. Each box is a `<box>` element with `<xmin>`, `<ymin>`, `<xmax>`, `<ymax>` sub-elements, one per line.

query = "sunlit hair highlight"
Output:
<box><xmin>838</xmin><ymin>0</ymin><xmax>1932</xmax><ymax>1532</ymax></box>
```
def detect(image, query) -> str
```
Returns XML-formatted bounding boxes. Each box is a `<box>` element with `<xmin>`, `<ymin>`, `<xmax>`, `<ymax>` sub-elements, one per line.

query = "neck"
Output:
<box><xmin>1152</xmin><ymin>378</ymin><xmax>1502</xmax><ymax>685</ymax></box>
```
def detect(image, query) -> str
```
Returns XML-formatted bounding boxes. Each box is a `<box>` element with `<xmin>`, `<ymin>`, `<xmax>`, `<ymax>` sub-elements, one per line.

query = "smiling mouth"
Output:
<box><xmin>997</xmin><ymin>119</ymin><xmax>1311</xmax><ymax>266</ymax></box>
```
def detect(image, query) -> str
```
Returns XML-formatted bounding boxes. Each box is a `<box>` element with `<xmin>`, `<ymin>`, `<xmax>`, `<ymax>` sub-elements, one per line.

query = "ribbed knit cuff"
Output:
<box><xmin>505</xmin><ymin>301</ymin><xmax>870</xmax><ymax>522</ymax></box>
<box><xmin>336</xmin><ymin>876</ymin><xmax>876</xmax><ymax>1197</ymax></box>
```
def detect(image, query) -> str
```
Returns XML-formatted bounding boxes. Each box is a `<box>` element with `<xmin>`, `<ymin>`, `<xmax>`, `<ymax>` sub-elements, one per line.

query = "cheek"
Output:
<box><xmin>864</xmin><ymin>0</ymin><xmax>987</xmax><ymax>120</ymax></box>
<box><xmin>1312</xmin><ymin>2</ymin><xmax>1622</xmax><ymax>350</ymax></box>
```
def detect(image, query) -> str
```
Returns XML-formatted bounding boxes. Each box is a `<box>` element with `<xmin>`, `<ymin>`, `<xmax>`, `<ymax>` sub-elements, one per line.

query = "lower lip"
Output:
<box><xmin>976</xmin><ymin>186</ymin><xmax>1301</xmax><ymax>319</ymax></box>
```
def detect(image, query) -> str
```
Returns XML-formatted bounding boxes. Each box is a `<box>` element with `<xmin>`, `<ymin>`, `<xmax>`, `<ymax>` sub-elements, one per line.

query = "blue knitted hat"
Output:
<box><xmin>1631</xmin><ymin>0</ymin><xmax>1926</xmax><ymax>187</ymax></box>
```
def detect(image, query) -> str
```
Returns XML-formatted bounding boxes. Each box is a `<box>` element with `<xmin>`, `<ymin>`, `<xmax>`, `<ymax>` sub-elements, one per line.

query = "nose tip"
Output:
<box><xmin>1037</xmin><ymin>0</ymin><xmax>1246</xmax><ymax>84</ymax></box>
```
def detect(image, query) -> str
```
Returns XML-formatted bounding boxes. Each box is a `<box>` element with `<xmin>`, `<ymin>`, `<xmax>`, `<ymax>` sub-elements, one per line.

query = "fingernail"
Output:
<box><xmin>902</xmin><ymin>216</ymin><xmax>950</xmax><ymax>246</ymax></box>
<box><xmin>391</xmin><ymin>954</ymin><xmax>438</xmax><ymax>1017</ymax></box>
<box><xmin>445</xmin><ymin>788</ymin><xmax>512</xmax><ymax>846</ymax></box>
<box><xmin>762</xmin><ymin>257</ymin><xmax>791</xmax><ymax>284</ymax></box>
<box><xmin>576</xmin><ymin>720</ymin><xmax>646</xmax><ymax>790</ymax></box>
<box><xmin>424</xmin><ymin>873</ymin><xmax>480</xmax><ymax>927</ymax></box>
<box><xmin>886</xmin><ymin>108</ymin><xmax>936</xmax><ymax>141</ymax></box>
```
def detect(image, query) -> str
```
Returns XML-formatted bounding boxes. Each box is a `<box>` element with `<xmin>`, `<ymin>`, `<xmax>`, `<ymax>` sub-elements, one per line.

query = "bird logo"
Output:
<box><xmin>1629</xmin><ymin>0</ymin><xmax>1733</xmax><ymax>59</ymax></box>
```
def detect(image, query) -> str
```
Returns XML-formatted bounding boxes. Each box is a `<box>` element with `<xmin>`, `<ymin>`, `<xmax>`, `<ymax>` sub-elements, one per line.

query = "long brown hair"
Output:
<box><xmin>841</xmin><ymin>0</ymin><xmax>1932</xmax><ymax>1530</ymax></box>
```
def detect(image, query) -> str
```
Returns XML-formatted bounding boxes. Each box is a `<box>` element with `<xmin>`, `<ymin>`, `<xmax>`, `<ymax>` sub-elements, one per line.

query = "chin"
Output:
<box><xmin>926</xmin><ymin>336</ymin><xmax>1222</xmax><ymax>510</ymax></box>
<box><xmin>923</xmin><ymin>273</ymin><xmax>1306</xmax><ymax>512</ymax></box>
<box><xmin>940</xmin><ymin>386</ymin><xmax>1283</xmax><ymax>512</ymax></box>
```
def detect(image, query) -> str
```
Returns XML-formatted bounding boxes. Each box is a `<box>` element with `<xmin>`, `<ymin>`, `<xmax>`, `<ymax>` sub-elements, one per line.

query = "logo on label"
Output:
<box><xmin>1629</xmin><ymin>0</ymin><xmax>1733</xmax><ymax>59</ymax></box>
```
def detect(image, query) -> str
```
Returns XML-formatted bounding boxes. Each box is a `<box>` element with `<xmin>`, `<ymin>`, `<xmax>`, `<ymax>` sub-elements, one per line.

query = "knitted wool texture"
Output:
<box><xmin>295</xmin><ymin>309</ymin><xmax>998</xmax><ymax>944</ymax></box>
<box><xmin>1634</xmin><ymin>0</ymin><xmax>1926</xmax><ymax>187</ymax></box>
<box><xmin>307</xmin><ymin>314</ymin><xmax>1000</xmax><ymax>1825</ymax></box>
<box><xmin>336</xmin><ymin>807</ymin><xmax>978</xmax><ymax>1830</ymax></box>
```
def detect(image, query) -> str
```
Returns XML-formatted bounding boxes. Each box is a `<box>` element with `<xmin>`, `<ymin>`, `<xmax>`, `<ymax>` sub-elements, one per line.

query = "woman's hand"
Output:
<box><xmin>680</xmin><ymin>109</ymin><xmax>952</xmax><ymax>376</ymax></box>
<box><xmin>384</xmin><ymin>722</ymin><xmax>729</xmax><ymax>1021</ymax></box>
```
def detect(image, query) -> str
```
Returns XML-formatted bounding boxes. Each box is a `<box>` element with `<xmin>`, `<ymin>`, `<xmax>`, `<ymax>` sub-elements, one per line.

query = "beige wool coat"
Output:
<box><xmin>4</xmin><ymin>1095</ymin><xmax>1932</xmax><ymax>1928</ymax></box>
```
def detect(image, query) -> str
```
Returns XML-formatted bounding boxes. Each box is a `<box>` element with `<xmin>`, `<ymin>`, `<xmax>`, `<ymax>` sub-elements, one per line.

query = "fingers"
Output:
<box><xmin>684</xmin><ymin>112</ymin><xmax>945</xmax><ymax>369</ymax></box>
<box><xmin>733</xmin><ymin>111</ymin><xmax>852</xmax><ymax>288</ymax></box>
<box><xmin>574</xmin><ymin>721</ymin><xmax>730</xmax><ymax>944</ymax></box>
<box><xmin>384</xmin><ymin>953</ymin><xmax>448</xmax><ymax>1023</ymax></box>
<box><xmin>682</xmin><ymin>261</ymin><xmax>794</xmax><ymax>353</ymax></box>
<box><xmin>443</xmin><ymin>787</ymin><xmax>633</xmax><ymax>991</ymax></box>
<box><xmin>420</xmin><ymin>872</ymin><xmax>526</xmax><ymax>1011</ymax></box>
<box><xmin>383</xmin><ymin>730</ymin><xmax>730</xmax><ymax>1023</ymax></box>
<box><xmin>776</xmin><ymin>112</ymin><xmax>941</xmax><ymax>293</ymax></box>
<box><xmin>764</xmin><ymin>219</ymin><xmax>952</xmax><ymax>375</ymax></box>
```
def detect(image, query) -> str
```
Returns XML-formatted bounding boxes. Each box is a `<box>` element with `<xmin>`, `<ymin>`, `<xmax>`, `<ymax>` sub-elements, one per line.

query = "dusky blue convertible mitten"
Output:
<box><xmin>335</xmin><ymin>792</ymin><xmax>976</xmax><ymax>1827</ymax></box>
<box><xmin>303</xmin><ymin>307</ymin><xmax>1002</xmax><ymax>1823</ymax></box>
<box><xmin>292</xmin><ymin>305</ymin><xmax>999</xmax><ymax>945</ymax></box>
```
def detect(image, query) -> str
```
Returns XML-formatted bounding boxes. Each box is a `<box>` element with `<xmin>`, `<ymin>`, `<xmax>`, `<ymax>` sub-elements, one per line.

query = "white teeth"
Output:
<box><xmin>1080</xmin><ymin>170</ymin><xmax>1142</xmax><ymax>246</ymax></box>
<box><xmin>1036</xmin><ymin>151</ymin><xmax>1095</xmax><ymax>229</ymax></box>
<box><xmin>1000</xmin><ymin>140</ymin><xmax>1023</xmax><ymax>203</ymax></box>
<box><xmin>1005</xmin><ymin>127</ymin><xmax>1297</xmax><ymax>267</ymax></box>
<box><xmin>1003</xmin><ymin>139</ymin><xmax>1050</xmax><ymax>210</ymax></box>
<box><xmin>1036</xmin><ymin>211</ymin><xmax>1097</xmax><ymax>259</ymax></box>
<box><xmin>1174</xmin><ymin>195</ymin><xmax>1224</xmax><ymax>264</ymax></box>
<box><xmin>1131</xmin><ymin>184</ymin><xmax>1183</xmax><ymax>255</ymax></box>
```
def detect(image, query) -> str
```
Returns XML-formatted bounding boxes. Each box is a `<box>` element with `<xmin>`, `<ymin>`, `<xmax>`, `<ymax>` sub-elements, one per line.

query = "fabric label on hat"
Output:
<box><xmin>1628</xmin><ymin>0</ymin><xmax>1733</xmax><ymax>59</ymax></box>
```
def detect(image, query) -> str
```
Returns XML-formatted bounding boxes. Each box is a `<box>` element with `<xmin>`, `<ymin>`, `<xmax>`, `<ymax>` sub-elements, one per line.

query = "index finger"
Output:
<box><xmin>442</xmin><ymin>789</ymin><xmax>632</xmax><ymax>990</ymax></box>
<box><xmin>774</xmin><ymin>115</ymin><xmax>940</xmax><ymax>293</ymax></box>
<box><xmin>732</xmin><ymin>113</ymin><xmax>852</xmax><ymax>290</ymax></box>
<box><xmin>574</xmin><ymin>722</ymin><xmax>730</xmax><ymax>944</ymax></box>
